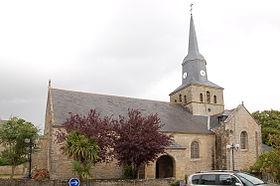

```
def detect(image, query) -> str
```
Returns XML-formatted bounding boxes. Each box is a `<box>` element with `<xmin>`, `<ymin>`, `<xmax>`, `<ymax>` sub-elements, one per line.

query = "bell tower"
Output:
<box><xmin>170</xmin><ymin>13</ymin><xmax>224</xmax><ymax>116</ymax></box>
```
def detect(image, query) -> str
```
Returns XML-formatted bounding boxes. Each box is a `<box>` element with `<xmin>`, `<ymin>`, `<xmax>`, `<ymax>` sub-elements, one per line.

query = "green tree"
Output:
<box><xmin>251</xmin><ymin>134</ymin><xmax>280</xmax><ymax>182</ymax></box>
<box><xmin>0</xmin><ymin>117</ymin><xmax>39</xmax><ymax>178</ymax></box>
<box><xmin>64</xmin><ymin>131</ymin><xmax>99</xmax><ymax>182</ymax></box>
<box><xmin>252</xmin><ymin>110</ymin><xmax>280</xmax><ymax>145</ymax></box>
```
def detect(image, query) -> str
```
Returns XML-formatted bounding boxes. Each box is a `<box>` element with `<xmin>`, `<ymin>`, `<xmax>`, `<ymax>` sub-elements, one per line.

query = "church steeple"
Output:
<box><xmin>181</xmin><ymin>14</ymin><xmax>210</xmax><ymax>87</ymax></box>
<box><xmin>169</xmin><ymin>10</ymin><xmax>224</xmax><ymax>116</ymax></box>
<box><xmin>184</xmin><ymin>15</ymin><xmax>205</xmax><ymax>62</ymax></box>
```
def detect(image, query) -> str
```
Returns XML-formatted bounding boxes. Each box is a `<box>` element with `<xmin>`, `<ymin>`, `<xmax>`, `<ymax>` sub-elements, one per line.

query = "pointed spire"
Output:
<box><xmin>184</xmin><ymin>14</ymin><xmax>205</xmax><ymax>62</ymax></box>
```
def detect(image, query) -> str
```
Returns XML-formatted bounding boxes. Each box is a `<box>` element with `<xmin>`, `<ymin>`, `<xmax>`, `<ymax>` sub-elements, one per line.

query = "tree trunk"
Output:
<box><xmin>10</xmin><ymin>164</ymin><xmax>16</xmax><ymax>178</ymax></box>
<box><xmin>133</xmin><ymin>165</ymin><xmax>140</xmax><ymax>179</ymax></box>
<box><xmin>79</xmin><ymin>173</ymin><xmax>84</xmax><ymax>186</ymax></box>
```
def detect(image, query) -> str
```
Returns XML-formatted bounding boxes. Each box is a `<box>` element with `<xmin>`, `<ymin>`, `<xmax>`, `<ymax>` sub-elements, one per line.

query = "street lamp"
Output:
<box><xmin>24</xmin><ymin>138</ymin><xmax>38</xmax><ymax>178</ymax></box>
<box><xmin>226</xmin><ymin>143</ymin><xmax>239</xmax><ymax>170</ymax></box>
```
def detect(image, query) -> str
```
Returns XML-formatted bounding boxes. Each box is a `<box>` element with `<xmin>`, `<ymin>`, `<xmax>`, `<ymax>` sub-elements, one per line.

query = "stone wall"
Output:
<box><xmin>49</xmin><ymin>127</ymin><xmax>123</xmax><ymax>180</ymax></box>
<box><xmin>146</xmin><ymin>133</ymin><xmax>215</xmax><ymax>180</ymax></box>
<box><xmin>47</xmin><ymin>128</ymin><xmax>215</xmax><ymax>180</ymax></box>
<box><xmin>213</xmin><ymin>105</ymin><xmax>262</xmax><ymax>170</ymax></box>
<box><xmin>0</xmin><ymin>178</ymin><xmax>174</xmax><ymax>186</ymax></box>
<box><xmin>0</xmin><ymin>163</ymin><xmax>28</xmax><ymax>175</ymax></box>
<box><xmin>0</xmin><ymin>136</ymin><xmax>49</xmax><ymax>176</ymax></box>
<box><xmin>170</xmin><ymin>84</ymin><xmax>224</xmax><ymax>116</ymax></box>
<box><xmin>32</xmin><ymin>135</ymin><xmax>49</xmax><ymax>170</ymax></box>
<box><xmin>174</xmin><ymin>133</ymin><xmax>215</xmax><ymax>177</ymax></box>
<box><xmin>226</xmin><ymin>105</ymin><xmax>262</xmax><ymax>170</ymax></box>
<box><xmin>212</xmin><ymin>126</ymin><xmax>230</xmax><ymax>170</ymax></box>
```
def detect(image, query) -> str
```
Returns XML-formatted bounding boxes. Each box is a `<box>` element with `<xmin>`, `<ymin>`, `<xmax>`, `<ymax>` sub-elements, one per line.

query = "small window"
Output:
<box><xmin>219</xmin><ymin>174</ymin><xmax>232</xmax><ymax>185</ymax></box>
<box><xmin>175</xmin><ymin>99</ymin><xmax>177</xmax><ymax>103</ymax></box>
<box><xmin>191</xmin><ymin>141</ymin><xmax>200</xmax><ymax>159</ymax></box>
<box><xmin>218</xmin><ymin>174</ymin><xmax>241</xmax><ymax>185</ymax></box>
<box><xmin>214</xmin><ymin>95</ymin><xmax>217</xmax><ymax>104</ymax></box>
<box><xmin>200</xmin><ymin>93</ymin><xmax>203</xmax><ymax>102</ymax></box>
<box><xmin>240</xmin><ymin>131</ymin><xmax>248</xmax><ymax>149</ymax></box>
<box><xmin>192</xmin><ymin>175</ymin><xmax>200</xmax><ymax>184</ymax></box>
<box><xmin>200</xmin><ymin>174</ymin><xmax>216</xmax><ymax>185</ymax></box>
<box><xmin>184</xmin><ymin>95</ymin><xmax>187</xmax><ymax>104</ymax></box>
<box><xmin>179</xmin><ymin>94</ymin><xmax>182</xmax><ymax>102</ymax></box>
<box><xmin>206</xmin><ymin>91</ymin><xmax>210</xmax><ymax>103</ymax></box>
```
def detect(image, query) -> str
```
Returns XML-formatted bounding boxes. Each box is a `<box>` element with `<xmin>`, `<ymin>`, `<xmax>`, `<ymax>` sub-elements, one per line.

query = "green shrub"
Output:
<box><xmin>184</xmin><ymin>175</ymin><xmax>188</xmax><ymax>182</ymax></box>
<box><xmin>171</xmin><ymin>179</ymin><xmax>185</xmax><ymax>186</ymax></box>
<box><xmin>251</xmin><ymin>151</ymin><xmax>280</xmax><ymax>182</ymax></box>
<box><xmin>0</xmin><ymin>154</ymin><xmax>28</xmax><ymax>166</ymax></box>
<box><xmin>123</xmin><ymin>165</ymin><xmax>134</xmax><ymax>179</ymax></box>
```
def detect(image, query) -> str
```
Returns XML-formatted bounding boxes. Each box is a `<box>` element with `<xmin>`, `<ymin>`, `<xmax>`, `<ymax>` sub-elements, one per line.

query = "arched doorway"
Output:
<box><xmin>156</xmin><ymin>155</ymin><xmax>174</xmax><ymax>178</ymax></box>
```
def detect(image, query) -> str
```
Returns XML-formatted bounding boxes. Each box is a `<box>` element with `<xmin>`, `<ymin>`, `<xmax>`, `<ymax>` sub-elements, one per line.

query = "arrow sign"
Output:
<box><xmin>68</xmin><ymin>178</ymin><xmax>80</xmax><ymax>186</ymax></box>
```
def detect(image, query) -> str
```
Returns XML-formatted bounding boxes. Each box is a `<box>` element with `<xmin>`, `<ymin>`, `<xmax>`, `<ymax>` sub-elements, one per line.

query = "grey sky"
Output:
<box><xmin>0</xmin><ymin>0</ymin><xmax>279</xmax><ymax>131</ymax></box>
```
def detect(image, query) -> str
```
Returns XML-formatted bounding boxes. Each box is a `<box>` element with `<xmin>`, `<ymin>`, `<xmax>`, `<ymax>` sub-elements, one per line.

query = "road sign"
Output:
<box><xmin>68</xmin><ymin>178</ymin><xmax>80</xmax><ymax>186</ymax></box>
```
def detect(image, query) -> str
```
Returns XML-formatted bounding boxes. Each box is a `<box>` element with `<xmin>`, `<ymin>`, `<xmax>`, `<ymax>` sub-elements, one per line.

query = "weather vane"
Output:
<box><xmin>190</xmin><ymin>3</ymin><xmax>194</xmax><ymax>15</ymax></box>
<box><xmin>48</xmin><ymin>79</ymin><xmax>52</xmax><ymax>87</ymax></box>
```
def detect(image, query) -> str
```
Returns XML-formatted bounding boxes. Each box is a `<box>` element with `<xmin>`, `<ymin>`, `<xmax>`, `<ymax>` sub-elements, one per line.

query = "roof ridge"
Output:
<box><xmin>50</xmin><ymin>87</ymin><xmax>171</xmax><ymax>104</ymax></box>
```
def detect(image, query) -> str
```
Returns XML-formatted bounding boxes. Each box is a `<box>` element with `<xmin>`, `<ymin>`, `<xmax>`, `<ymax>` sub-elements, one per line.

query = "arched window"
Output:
<box><xmin>179</xmin><ymin>94</ymin><xmax>182</xmax><ymax>102</ymax></box>
<box><xmin>191</xmin><ymin>141</ymin><xmax>199</xmax><ymax>158</ymax></box>
<box><xmin>240</xmin><ymin>131</ymin><xmax>248</xmax><ymax>149</ymax></box>
<box><xmin>214</xmin><ymin>95</ymin><xmax>217</xmax><ymax>104</ymax></box>
<box><xmin>200</xmin><ymin>93</ymin><xmax>203</xmax><ymax>102</ymax></box>
<box><xmin>206</xmin><ymin>91</ymin><xmax>210</xmax><ymax>103</ymax></box>
<box><xmin>175</xmin><ymin>99</ymin><xmax>177</xmax><ymax>103</ymax></box>
<box><xmin>184</xmin><ymin>95</ymin><xmax>187</xmax><ymax>104</ymax></box>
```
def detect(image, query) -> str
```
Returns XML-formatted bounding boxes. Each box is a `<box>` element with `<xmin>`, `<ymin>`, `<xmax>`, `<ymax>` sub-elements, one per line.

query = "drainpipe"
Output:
<box><xmin>207</xmin><ymin>116</ymin><xmax>210</xmax><ymax>130</ymax></box>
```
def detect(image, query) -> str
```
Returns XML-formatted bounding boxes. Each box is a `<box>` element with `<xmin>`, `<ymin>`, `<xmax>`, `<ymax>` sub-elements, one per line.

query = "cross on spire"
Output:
<box><xmin>48</xmin><ymin>79</ymin><xmax>52</xmax><ymax>88</ymax></box>
<box><xmin>190</xmin><ymin>3</ymin><xmax>193</xmax><ymax>15</ymax></box>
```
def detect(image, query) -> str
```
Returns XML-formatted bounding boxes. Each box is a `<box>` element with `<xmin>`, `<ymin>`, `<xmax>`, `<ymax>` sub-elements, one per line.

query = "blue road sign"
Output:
<box><xmin>68</xmin><ymin>178</ymin><xmax>80</xmax><ymax>186</ymax></box>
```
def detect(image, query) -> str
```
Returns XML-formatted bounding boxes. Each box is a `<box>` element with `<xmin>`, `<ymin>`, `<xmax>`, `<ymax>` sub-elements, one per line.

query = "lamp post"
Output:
<box><xmin>226</xmin><ymin>143</ymin><xmax>239</xmax><ymax>170</ymax></box>
<box><xmin>24</xmin><ymin>138</ymin><xmax>38</xmax><ymax>178</ymax></box>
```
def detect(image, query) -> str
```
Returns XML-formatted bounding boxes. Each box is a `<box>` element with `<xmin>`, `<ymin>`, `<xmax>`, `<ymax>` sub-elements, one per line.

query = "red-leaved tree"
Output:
<box><xmin>113</xmin><ymin>109</ymin><xmax>173</xmax><ymax>178</ymax></box>
<box><xmin>56</xmin><ymin>108</ymin><xmax>173</xmax><ymax>179</ymax></box>
<box><xmin>56</xmin><ymin>109</ymin><xmax>116</xmax><ymax>162</ymax></box>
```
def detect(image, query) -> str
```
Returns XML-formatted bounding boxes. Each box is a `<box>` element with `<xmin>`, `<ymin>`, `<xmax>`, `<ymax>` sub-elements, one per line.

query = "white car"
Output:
<box><xmin>187</xmin><ymin>170</ymin><xmax>277</xmax><ymax>186</ymax></box>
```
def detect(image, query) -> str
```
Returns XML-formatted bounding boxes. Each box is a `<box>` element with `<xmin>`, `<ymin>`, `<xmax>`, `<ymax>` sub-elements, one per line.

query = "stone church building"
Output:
<box><xmin>34</xmin><ymin>15</ymin><xmax>262</xmax><ymax>180</ymax></box>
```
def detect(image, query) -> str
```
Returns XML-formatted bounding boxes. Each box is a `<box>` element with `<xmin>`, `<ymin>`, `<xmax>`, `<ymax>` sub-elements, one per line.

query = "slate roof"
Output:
<box><xmin>209</xmin><ymin>109</ymin><xmax>234</xmax><ymax>129</ymax></box>
<box><xmin>261</xmin><ymin>144</ymin><xmax>273</xmax><ymax>152</ymax></box>
<box><xmin>184</xmin><ymin>15</ymin><xmax>205</xmax><ymax>62</ymax></box>
<box><xmin>170</xmin><ymin>80</ymin><xmax>222</xmax><ymax>95</ymax></box>
<box><xmin>50</xmin><ymin>88</ymin><xmax>212</xmax><ymax>134</ymax></box>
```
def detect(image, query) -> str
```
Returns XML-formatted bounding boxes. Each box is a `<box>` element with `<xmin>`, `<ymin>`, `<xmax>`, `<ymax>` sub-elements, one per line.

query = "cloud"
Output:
<box><xmin>0</xmin><ymin>0</ymin><xmax>279</xmax><ymax>130</ymax></box>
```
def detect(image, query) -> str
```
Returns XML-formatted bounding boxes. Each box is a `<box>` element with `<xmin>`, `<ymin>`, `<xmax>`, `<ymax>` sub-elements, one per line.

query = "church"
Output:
<box><xmin>34</xmin><ymin>14</ymin><xmax>262</xmax><ymax>180</ymax></box>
